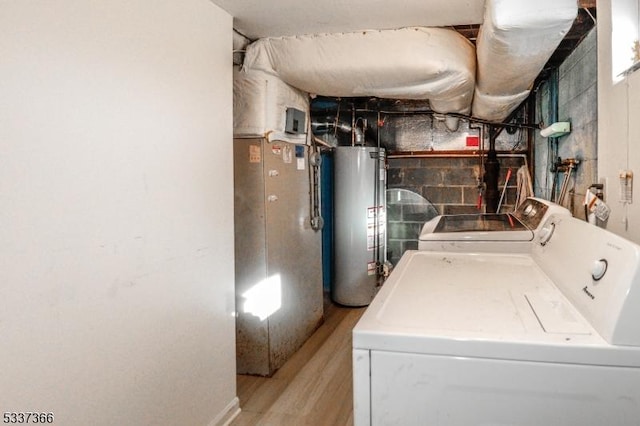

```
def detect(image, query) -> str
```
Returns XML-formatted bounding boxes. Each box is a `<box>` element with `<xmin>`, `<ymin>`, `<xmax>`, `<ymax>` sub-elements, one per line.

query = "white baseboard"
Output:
<box><xmin>209</xmin><ymin>397</ymin><xmax>240</xmax><ymax>426</ymax></box>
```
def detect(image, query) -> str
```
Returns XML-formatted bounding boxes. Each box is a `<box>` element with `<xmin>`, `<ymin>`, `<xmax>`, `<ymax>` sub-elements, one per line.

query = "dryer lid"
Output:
<box><xmin>352</xmin><ymin>250</ymin><xmax>640</xmax><ymax>367</ymax></box>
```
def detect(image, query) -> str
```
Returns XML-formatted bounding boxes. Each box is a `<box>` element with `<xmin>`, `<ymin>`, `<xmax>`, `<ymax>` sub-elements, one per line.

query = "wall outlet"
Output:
<box><xmin>599</xmin><ymin>177</ymin><xmax>608</xmax><ymax>202</ymax></box>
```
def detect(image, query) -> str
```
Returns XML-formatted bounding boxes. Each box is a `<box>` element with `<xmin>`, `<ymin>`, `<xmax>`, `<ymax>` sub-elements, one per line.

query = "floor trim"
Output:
<box><xmin>210</xmin><ymin>397</ymin><xmax>240</xmax><ymax>426</ymax></box>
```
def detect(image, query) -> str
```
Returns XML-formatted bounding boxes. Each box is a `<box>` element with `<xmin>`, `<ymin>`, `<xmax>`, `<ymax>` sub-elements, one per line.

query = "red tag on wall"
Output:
<box><xmin>466</xmin><ymin>136</ymin><xmax>479</xmax><ymax>147</ymax></box>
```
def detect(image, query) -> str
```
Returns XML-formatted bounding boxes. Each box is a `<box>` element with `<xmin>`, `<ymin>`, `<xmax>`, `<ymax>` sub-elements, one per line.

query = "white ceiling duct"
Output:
<box><xmin>242</xmin><ymin>27</ymin><xmax>476</xmax><ymax>130</ymax></box>
<box><xmin>472</xmin><ymin>0</ymin><xmax>577</xmax><ymax>121</ymax></box>
<box><xmin>238</xmin><ymin>1</ymin><xmax>578</xmax><ymax>127</ymax></box>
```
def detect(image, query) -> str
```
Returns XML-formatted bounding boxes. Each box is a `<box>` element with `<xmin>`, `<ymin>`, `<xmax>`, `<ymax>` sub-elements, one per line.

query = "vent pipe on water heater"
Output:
<box><xmin>311</xmin><ymin>120</ymin><xmax>364</xmax><ymax>145</ymax></box>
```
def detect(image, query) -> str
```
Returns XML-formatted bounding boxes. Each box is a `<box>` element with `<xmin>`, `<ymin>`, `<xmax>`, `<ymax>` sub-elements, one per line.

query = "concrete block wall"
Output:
<box><xmin>386</xmin><ymin>155</ymin><xmax>525</xmax><ymax>264</ymax></box>
<box><xmin>535</xmin><ymin>28</ymin><xmax>597</xmax><ymax>218</ymax></box>
<box><xmin>558</xmin><ymin>28</ymin><xmax>598</xmax><ymax>217</ymax></box>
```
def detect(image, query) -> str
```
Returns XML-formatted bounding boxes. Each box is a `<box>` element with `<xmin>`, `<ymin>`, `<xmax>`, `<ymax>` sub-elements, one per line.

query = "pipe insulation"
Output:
<box><xmin>233</xmin><ymin>67</ymin><xmax>309</xmax><ymax>144</ymax></box>
<box><xmin>472</xmin><ymin>0</ymin><xmax>577</xmax><ymax>121</ymax></box>
<box><xmin>243</xmin><ymin>27</ymin><xmax>476</xmax><ymax>130</ymax></box>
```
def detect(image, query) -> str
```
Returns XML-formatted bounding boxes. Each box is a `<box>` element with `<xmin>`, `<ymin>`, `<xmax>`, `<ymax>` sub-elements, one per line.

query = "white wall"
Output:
<box><xmin>598</xmin><ymin>0</ymin><xmax>640</xmax><ymax>243</ymax></box>
<box><xmin>0</xmin><ymin>1</ymin><xmax>237</xmax><ymax>425</ymax></box>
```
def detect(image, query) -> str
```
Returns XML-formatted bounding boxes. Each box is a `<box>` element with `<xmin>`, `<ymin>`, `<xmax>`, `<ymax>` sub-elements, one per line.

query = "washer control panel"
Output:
<box><xmin>513</xmin><ymin>198</ymin><xmax>550</xmax><ymax>230</ymax></box>
<box><xmin>513</xmin><ymin>197</ymin><xmax>571</xmax><ymax>232</ymax></box>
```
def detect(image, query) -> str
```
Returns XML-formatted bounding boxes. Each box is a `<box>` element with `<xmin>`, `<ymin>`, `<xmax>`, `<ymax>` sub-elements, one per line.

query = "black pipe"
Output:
<box><xmin>484</xmin><ymin>127</ymin><xmax>500</xmax><ymax>212</ymax></box>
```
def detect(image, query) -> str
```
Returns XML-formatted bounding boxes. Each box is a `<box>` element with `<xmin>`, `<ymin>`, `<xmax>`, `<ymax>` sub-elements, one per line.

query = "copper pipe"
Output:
<box><xmin>387</xmin><ymin>151</ymin><xmax>527</xmax><ymax>159</ymax></box>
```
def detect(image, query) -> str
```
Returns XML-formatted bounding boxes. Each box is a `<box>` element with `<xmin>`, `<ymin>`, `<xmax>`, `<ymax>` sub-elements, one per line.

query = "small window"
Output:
<box><xmin>612</xmin><ymin>0</ymin><xmax>640</xmax><ymax>82</ymax></box>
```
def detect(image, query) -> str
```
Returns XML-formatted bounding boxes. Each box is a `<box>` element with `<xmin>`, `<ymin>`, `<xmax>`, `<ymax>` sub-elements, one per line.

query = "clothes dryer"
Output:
<box><xmin>354</xmin><ymin>215</ymin><xmax>640</xmax><ymax>425</ymax></box>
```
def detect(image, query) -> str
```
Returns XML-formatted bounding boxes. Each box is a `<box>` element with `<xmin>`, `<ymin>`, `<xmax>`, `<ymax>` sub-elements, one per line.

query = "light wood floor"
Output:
<box><xmin>231</xmin><ymin>302</ymin><xmax>366</xmax><ymax>426</ymax></box>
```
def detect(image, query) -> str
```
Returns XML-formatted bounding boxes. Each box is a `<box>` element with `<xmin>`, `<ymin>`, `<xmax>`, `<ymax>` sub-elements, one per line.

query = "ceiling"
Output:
<box><xmin>215</xmin><ymin>0</ymin><xmax>597</xmax><ymax>89</ymax></box>
<box><xmin>213</xmin><ymin>0</ymin><xmax>486</xmax><ymax>40</ymax></box>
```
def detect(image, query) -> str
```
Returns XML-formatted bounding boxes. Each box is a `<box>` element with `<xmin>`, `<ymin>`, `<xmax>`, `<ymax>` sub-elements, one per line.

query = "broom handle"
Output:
<box><xmin>497</xmin><ymin>168</ymin><xmax>512</xmax><ymax>213</ymax></box>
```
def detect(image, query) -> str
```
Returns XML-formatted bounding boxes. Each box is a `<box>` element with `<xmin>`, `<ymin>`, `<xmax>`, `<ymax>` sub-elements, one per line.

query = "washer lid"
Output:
<box><xmin>353</xmin><ymin>250</ymin><xmax>640</xmax><ymax>367</ymax></box>
<box><xmin>420</xmin><ymin>214</ymin><xmax>534</xmax><ymax>242</ymax></box>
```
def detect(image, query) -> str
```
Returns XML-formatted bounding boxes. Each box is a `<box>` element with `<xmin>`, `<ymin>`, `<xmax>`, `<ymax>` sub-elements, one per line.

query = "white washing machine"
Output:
<box><xmin>353</xmin><ymin>214</ymin><xmax>640</xmax><ymax>425</ymax></box>
<box><xmin>418</xmin><ymin>197</ymin><xmax>570</xmax><ymax>252</ymax></box>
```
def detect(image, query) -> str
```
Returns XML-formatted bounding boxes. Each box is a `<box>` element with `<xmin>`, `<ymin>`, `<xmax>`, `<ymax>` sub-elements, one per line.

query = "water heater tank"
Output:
<box><xmin>333</xmin><ymin>146</ymin><xmax>386</xmax><ymax>306</ymax></box>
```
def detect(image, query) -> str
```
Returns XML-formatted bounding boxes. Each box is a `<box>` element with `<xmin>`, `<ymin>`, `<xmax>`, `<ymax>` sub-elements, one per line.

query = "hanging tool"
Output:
<box><xmin>557</xmin><ymin>159</ymin><xmax>580</xmax><ymax>207</ymax></box>
<box><xmin>497</xmin><ymin>168</ymin><xmax>512</xmax><ymax>213</ymax></box>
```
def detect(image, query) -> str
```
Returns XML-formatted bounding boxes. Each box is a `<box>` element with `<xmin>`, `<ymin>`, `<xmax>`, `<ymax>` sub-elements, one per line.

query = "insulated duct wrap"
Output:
<box><xmin>233</xmin><ymin>66</ymin><xmax>309</xmax><ymax>144</ymax></box>
<box><xmin>243</xmin><ymin>27</ymin><xmax>476</xmax><ymax>118</ymax></box>
<box><xmin>472</xmin><ymin>0</ymin><xmax>577</xmax><ymax>121</ymax></box>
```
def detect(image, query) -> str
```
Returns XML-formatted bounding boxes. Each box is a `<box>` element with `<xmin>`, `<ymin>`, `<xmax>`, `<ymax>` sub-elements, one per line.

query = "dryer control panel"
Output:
<box><xmin>534</xmin><ymin>214</ymin><xmax>640</xmax><ymax>346</ymax></box>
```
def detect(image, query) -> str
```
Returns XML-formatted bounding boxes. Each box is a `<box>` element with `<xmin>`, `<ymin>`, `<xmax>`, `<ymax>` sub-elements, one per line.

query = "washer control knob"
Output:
<box><xmin>592</xmin><ymin>259</ymin><xmax>608</xmax><ymax>281</ymax></box>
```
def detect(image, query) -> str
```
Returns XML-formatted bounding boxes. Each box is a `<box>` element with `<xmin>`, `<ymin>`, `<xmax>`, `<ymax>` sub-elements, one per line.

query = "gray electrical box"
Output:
<box><xmin>285</xmin><ymin>107</ymin><xmax>306</xmax><ymax>134</ymax></box>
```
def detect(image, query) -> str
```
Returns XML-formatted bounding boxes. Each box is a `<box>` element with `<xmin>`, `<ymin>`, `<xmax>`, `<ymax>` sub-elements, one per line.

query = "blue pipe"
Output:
<box><xmin>547</xmin><ymin>68</ymin><xmax>562</xmax><ymax>202</ymax></box>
